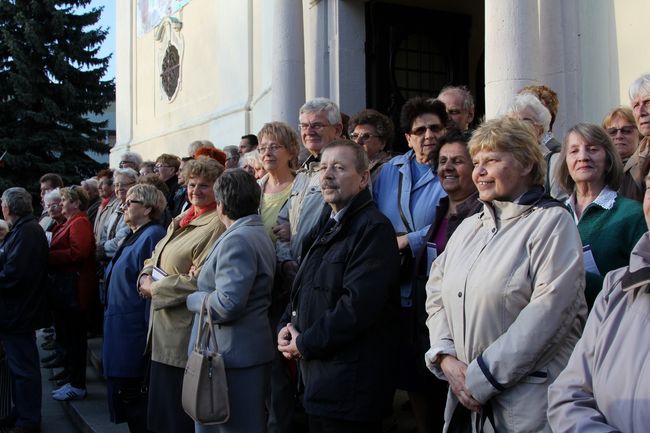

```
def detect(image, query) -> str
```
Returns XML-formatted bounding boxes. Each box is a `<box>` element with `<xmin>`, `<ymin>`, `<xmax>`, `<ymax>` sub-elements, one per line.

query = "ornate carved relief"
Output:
<box><xmin>155</xmin><ymin>16</ymin><xmax>184</xmax><ymax>102</ymax></box>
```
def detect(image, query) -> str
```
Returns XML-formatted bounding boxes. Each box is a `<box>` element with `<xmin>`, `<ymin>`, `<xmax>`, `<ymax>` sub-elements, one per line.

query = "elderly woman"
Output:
<box><xmin>98</xmin><ymin>168</ymin><xmax>139</xmax><ymax>261</ymax></box>
<box><xmin>42</xmin><ymin>189</ymin><xmax>66</xmax><ymax>243</ymax></box>
<box><xmin>49</xmin><ymin>186</ymin><xmax>97</xmax><ymax>401</ymax></box>
<box><xmin>507</xmin><ymin>93</ymin><xmax>565</xmax><ymax>200</ymax></box>
<box><xmin>257</xmin><ymin>122</ymin><xmax>299</xmax><ymax>241</ymax></box>
<box><xmin>348</xmin><ymin>109</ymin><xmax>394</xmax><ymax>180</ymax></box>
<box><xmin>241</xmin><ymin>150</ymin><xmax>266</xmax><ymax>180</ymax></box>
<box><xmin>410</xmin><ymin>130</ymin><xmax>482</xmax><ymax>432</ymax></box>
<box><xmin>557</xmin><ymin>123</ymin><xmax>646</xmax><ymax>309</ymax></box>
<box><xmin>547</xmin><ymin>174</ymin><xmax>650</xmax><ymax>432</ymax></box>
<box><xmin>425</xmin><ymin>117</ymin><xmax>587</xmax><ymax>433</ymax></box>
<box><xmin>103</xmin><ymin>184</ymin><xmax>167</xmax><ymax>433</ymax></box>
<box><xmin>603</xmin><ymin>106</ymin><xmax>640</xmax><ymax>164</ymax></box>
<box><xmin>94</xmin><ymin>169</ymin><xmax>119</xmax><ymax>245</ymax></box>
<box><xmin>372</xmin><ymin>96</ymin><xmax>447</xmax><ymax>432</ymax></box>
<box><xmin>186</xmin><ymin>169</ymin><xmax>275</xmax><ymax>433</ymax></box>
<box><xmin>138</xmin><ymin>157</ymin><xmax>225</xmax><ymax>433</ymax></box>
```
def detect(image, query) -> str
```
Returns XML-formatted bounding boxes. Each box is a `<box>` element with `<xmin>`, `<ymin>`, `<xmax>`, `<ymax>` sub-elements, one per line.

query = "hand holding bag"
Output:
<box><xmin>182</xmin><ymin>296</ymin><xmax>230</xmax><ymax>424</ymax></box>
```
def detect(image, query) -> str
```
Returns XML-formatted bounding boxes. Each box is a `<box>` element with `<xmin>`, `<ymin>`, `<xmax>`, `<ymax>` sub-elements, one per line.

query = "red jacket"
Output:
<box><xmin>49</xmin><ymin>212</ymin><xmax>98</xmax><ymax>310</ymax></box>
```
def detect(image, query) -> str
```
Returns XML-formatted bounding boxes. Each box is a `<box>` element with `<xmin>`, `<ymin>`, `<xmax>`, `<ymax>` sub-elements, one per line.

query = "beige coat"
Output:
<box><xmin>425</xmin><ymin>198</ymin><xmax>587</xmax><ymax>433</ymax></box>
<box><xmin>548</xmin><ymin>233</ymin><xmax>650</xmax><ymax>433</ymax></box>
<box><xmin>141</xmin><ymin>210</ymin><xmax>224</xmax><ymax>368</ymax></box>
<box><xmin>619</xmin><ymin>136</ymin><xmax>650</xmax><ymax>202</ymax></box>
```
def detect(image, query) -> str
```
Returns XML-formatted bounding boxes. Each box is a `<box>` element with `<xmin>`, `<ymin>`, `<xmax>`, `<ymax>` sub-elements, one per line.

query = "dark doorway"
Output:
<box><xmin>366</xmin><ymin>2</ymin><xmax>473</xmax><ymax>153</ymax></box>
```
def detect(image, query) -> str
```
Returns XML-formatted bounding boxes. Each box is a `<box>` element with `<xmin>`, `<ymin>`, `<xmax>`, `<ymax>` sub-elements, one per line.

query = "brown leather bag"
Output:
<box><xmin>182</xmin><ymin>296</ymin><xmax>230</xmax><ymax>425</ymax></box>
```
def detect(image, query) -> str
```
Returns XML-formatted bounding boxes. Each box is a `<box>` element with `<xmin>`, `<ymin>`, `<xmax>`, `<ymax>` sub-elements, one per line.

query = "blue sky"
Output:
<box><xmin>92</xmin><ymin>0</ymin><xmax>115</xmax><ymax>80</ymax></box>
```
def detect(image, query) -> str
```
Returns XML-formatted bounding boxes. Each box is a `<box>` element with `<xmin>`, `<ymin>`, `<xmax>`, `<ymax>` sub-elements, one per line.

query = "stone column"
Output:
<box><xmin>304</xmin><ymin>0</ymin><xmax>329</xmax><ymax>100</ymax></box>
<box><xmin>112</xmin><ymin>0</ymin><xmax>134</xmax><ymax>167</ymax></box>
<box><xmin>484</xmin><ymin>0</ymin><xmax>540</xmax><ymax>118</ymax></box>
<box><xmin>271</xmin><ymin>0</ymin><xmax>306</xmax><ymax>124</ymax></box>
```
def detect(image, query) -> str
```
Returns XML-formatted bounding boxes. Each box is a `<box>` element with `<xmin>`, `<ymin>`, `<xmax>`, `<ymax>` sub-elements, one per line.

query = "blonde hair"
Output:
<box><xmin>257</xmin><ymin>121</ymin><xmax>301</xmax><ymax>169</ymax></box>
<box><xmin>469</xmin><ymin>116</ymin><xmax>546</xmax><ymax>187</ymax></box>
<box><xmin>126</xmin><ymin>184</ymin><xmax>167</xmax><ymax>223</ymax></box>
<box><xmin>181</xmin><ymin>157</ymin><xmax>225</xmax><ymax>184</ymax></box>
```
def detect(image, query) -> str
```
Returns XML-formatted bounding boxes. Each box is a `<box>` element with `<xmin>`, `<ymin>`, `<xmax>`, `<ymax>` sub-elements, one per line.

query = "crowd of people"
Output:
<box><xmin>0</xmin><ymin>72</ymin><xmax>649</xmax><ymax>433</ymax></box>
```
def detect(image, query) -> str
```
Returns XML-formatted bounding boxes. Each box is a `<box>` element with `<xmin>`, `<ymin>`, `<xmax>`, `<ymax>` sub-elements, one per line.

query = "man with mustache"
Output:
<box><xmin>620</xmin><ymin>73</ymin><xmax>650</xmax><ymax>201</ymax></box>
<box><xmin>278</xmin><ymin>140</ymin><xmax>400</xmax><ymax>433</ymax></box>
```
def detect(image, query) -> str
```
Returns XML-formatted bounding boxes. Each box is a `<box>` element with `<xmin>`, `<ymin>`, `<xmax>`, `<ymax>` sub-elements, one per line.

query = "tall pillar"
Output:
<box><xmin>113</xmin><ymin>0</ymin><xmax>134</xmax><ymax>167</ymax></box>
<box><xmin>484</xmin><ymin>0</ymin><xmax>539</xmax><ymax>118</ymax></box>
<box><xmin>271</xmin><ymin>0</ymin><xmax>306</xmax><ymax>124</ymax></box>
<box><xmin>304</xmin><ymin>0</ymin><xmax>328</xmax><ymax>100</ymax></box>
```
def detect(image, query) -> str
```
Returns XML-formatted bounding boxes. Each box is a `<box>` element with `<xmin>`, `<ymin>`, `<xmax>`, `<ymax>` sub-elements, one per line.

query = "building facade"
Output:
<box><xmin>113</xmin><ymin>0</ymin><xmax>650</xmax><ymax>165</ymax></box>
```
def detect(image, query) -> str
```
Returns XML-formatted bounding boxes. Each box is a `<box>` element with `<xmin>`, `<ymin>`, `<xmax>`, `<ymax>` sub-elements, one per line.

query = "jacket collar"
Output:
<box><xmin>480</xmin><ymin>186</ymin><xmax>564</xmax><ymax>224</ymax></box>
<box><xmin>621</xmin><ymin>233</ymin><xmax>650</xmax><ymax>293</ymax></box>
<box><xmin>316</xmin><ymin>188</ymin><xmax>374</xmax><ymax>243</ymax></box>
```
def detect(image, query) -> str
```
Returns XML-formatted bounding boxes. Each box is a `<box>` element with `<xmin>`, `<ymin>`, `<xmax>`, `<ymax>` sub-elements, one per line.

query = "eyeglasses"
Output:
<box><xmin>298</xmin><ymin>122</ymin><xmax>331</xmax><ymax>131</ymax></box>
<box><xmin>258</xmin><ymin>144</ymin><xmax>285</xmax><ymax>154</ymax></box>
<box><xmin>119</xmin><ymin>160</ymin><xmax>134</xmax><ymax>167</ymax></box>
<box><xmin>350</xmin><ymin>132</ymin><xmax>379</xmax><ymax>142</ymax></box>
<box><xmin>606</xmin><ymin>126</ymin><xmax>636</xmax><ymax>136</ymax></box>
<box><xmin>447</xmin><ymin>109</ymin><xmax>463</xmax><ymax>116</ymax></box>
<box><xmin>410</xmin><ymin>124</ymin><xmax>444</xmax><ymax>136</ymax></box>
<box><xmin>154</xmin><ymin>164</ymin><xmax>174</xmax><ymax>172</ymax></box>
<box><xmin>125</xmin><ymin>199</ymin><xmax>143</xmax><ymax>207</ymax></box>
<box><xmin>46</xmin><ymin>203</ymin><xmax>60</xmax><ymax>210</ymax></box>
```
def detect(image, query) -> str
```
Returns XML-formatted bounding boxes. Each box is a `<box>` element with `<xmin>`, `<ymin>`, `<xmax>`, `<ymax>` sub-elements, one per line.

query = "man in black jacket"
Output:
<box><xmin>278</xmin><ymin>140</ymin><xmax>401</xmax><ymax>433</ymax></box>
<box><xmin>0</xmin><ymin>187</ymin><xmax>49</xmax><ymax>433</ymax></box>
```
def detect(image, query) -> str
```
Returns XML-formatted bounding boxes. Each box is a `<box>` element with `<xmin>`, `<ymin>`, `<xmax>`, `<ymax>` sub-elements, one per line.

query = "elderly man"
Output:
<box><xmin>278</xmin><ymin>140</ymin><xmax>400</xmax><ymax>433</ymax></box>
<box><xmin>155</xmin><ymin>153</ymin><xmax>181</xmax><ymax>212</ymax></box>
<box><xmin>81</xmin><ymin>178</ymin><xmax>100</xmax><ymax>224</ymax></box>
<box><xmin>620</xmin><ymin>73</ymin><xmax>650</xmax><ymax>201</ymax></box>
<box><xmin>270</xmin><ymin>97</ymin><xmax>342</xmax><ymax>433</ymax></box>
<box><xmin>437</xmin><ymin>85</ymin><xmax>475</xmax><ymax>131</ymax></box>
<box><xmin>0</xmin><ymin>188</ymin><xmax>49</xmax><ymax>433</ymax></box>
<box><xmin>507</xmin><ymin>93</ymin><xmax>565</xmax><ymax>200</ymax></box>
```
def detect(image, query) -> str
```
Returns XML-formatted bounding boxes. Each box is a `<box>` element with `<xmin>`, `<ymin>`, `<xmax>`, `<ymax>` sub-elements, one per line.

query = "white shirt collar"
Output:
<box><xmin>566</xmin><ymin>185</ymin><xmax>617</xmax><ymax>223</ymax></box>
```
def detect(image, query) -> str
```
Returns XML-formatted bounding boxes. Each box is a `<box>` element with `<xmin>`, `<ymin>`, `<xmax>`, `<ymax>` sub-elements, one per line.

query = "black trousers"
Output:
<box><xmin>57</xmin><ymin>308</ymin><xmax>87</xmax><ymax>389</ymax></box>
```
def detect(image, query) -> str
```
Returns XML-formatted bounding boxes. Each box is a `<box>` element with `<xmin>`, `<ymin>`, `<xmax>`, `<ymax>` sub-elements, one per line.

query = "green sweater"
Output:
<box><xmin>576</xmin><ymin>195</ymin><xmax>646</xmax><ymax>309</ymax></box>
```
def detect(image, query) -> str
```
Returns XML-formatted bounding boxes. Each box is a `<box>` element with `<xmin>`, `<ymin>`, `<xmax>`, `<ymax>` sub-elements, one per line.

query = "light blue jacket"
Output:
<box><xmin>187</xmin><ymin>214</ymin><xmax>276</xmax><ymax>368</ymax></box>
<box><xmin>372</xmin><ymin>150</ymin><xmax>446</xmax><ymax>257</ymax></box>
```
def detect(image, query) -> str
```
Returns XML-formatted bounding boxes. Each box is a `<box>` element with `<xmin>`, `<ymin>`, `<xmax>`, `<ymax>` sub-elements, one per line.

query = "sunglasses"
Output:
<box><xmin>606</xmin><ymin>126</ymin><xmax>636</xmax><ymax>136</ymax></box>
<box><xmin>410</xmin><ymin>124</ymin><xmax>444</xmax><ymax>136</ymax></box>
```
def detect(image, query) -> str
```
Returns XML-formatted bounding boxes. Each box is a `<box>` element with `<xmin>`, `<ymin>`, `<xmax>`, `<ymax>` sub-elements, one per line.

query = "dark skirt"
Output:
<box><xmin>147</xmin><ymin>361</ymin><xmax>194</xmax><ymax>433</ymax></box>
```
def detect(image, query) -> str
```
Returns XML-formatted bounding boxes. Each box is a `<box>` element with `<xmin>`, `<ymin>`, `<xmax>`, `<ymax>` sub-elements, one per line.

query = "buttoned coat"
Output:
<box><xmin>548</xmin><ymin>233</ymin><xmax>650</xmax><ymax>433</ymax></box>
<box><xmin>141</xmin><ymin>210</ymin><xmax>224</xmax><ymax>368</ymax></box>
<box><xmin>186</xmin><ymin>214</ymin><xmax>276</xmax><ymax>368</ymax></box>
<box><xmin>103</xmin><ymin>222</ymin><xmax>166</xmax><ymax>377</ymax></box>
<box><xmin>425</xmin><ymin>190</ymin><xmax>587</xmax><ymax>433</ymax></box>
<box><xmin>280</xmin><ymin>188</ymin><xmax>401</xmax><ymax>422</ymax></box>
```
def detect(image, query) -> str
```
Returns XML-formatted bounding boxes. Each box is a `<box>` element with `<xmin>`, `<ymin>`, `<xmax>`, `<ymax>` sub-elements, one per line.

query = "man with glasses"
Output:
<box><xmin>154</xmin><ymin>153</ymin><xmax>181</xmax><ymax>213</ymax></box>
<box><xmin>437</xmin><ymin>85</ymin><xmax>475</xmax><ymax>131</ymax></box>
<box><xmin>371</xmin><ymin>96</ymin><xmax>448</xmax><ymax>433</ymax></box>
<box><xmin>271</xmin><ymin>97</ymin><xmax>342</xmax><ymax>433</ymax></box>
<box><xmin>119</xmin><ymin>151</ymin><xmax>143</xmax><ymax>172</ymax></box>
<box><xmin>38</xmin><ymin>173</ymin><xmax>64</xmax><ymax>231</ymax></box>
<box><xmin>620</xmin><ymin>73</ymin><xmax>650</xmax><ymax>201</ymax></box>
<box><xmin>348</xmin><ymin>109</ymin><xmax>395</xmax><ymax>181</ymax></box>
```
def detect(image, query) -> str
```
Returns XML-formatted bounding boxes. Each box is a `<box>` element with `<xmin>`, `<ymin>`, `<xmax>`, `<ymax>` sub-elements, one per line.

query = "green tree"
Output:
<box><xmin>0</xmin><ymin>0</ymin><xmax>114</xmax><ymax>199</ymax></box>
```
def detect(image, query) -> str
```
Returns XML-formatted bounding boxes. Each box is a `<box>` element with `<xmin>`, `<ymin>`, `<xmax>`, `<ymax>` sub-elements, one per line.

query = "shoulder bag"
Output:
<box><xmin>182</xmin><ymin>296</ymin><xmax>230</xmax><ymax>425</ymax></box>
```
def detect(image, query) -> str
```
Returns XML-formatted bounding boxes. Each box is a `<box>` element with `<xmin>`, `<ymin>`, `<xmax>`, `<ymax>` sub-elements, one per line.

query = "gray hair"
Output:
<box><xmin>629</xmin><ymin>73</ymin><xmax>650</xmax><ymax>100</ymax></box>
<box><xmin>438</xmin><ymin>85</ymin><xmax>475</xmax><ymax>111</ymax></box>
<box><xmin>121</xmin><ymin>151</ymin><xmax>143</xmax><ymax>167</ymax></box>
<box><xmin>188</xmin><ymin>140</ymin><xmax>215</xmax><ymax>157</ymax></box>
<box><xmin>81</xmin><ymin>178</ymin><xmax>98</xmax><ymax>191</ymax></box>
<box><xmin>299</xmin><ymin>97</ymin><xmax>342</xmax><ymax>125</ymax></box>
<box><xmin>508</xmin><ymin>93</ymin><xmax>551</xmax><ymax>133</ymax></box>
<box><xmin>222</xmin><ymin>145</ymin><xmax>239</xmax><ymax>159</ymax></box>
<box><xmin>114</xmin><ymin>167</ymin><xmax>139</xmax><ymax>182</ymax></box>
<box><xmin>1</xmin><ymin>187</ymin><xmax>33</xmax><ymax>217</ymax></box>
<box><xmin>43</xmin><ymin>188</ymin><xmax>62</xmax><ymax>205</ymax></box>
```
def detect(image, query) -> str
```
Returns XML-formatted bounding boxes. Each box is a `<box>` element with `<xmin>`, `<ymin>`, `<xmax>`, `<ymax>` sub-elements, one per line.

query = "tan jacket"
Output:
<box><xmin>425</xmin><ymin>197</ymin><xmax>587</xmax><ymax>433</ymax></box>
<box><xmin>619</xmin><ymin>136</ymin><xmax>650</xmax><ymax>202</ymax></box>
<box><xmin>141</xmin><ymin>210</ymin><xmax>224</xmax><ymax>368</ymax></box>
<box><xmin>548</xmin><ymin>233</ymin><xmax>650</xmax><ymax>433</ymax></box>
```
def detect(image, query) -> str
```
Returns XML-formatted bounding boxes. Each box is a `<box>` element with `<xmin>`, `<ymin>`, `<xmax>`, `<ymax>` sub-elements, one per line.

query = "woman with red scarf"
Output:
<box><xmin>138</xmin><ymin>157</ymin><xmax>225</xmax><ymax>433</ymax></box>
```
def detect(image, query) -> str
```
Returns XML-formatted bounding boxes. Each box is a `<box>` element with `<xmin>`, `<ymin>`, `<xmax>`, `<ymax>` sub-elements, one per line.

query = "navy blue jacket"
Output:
<box><xmin>0</xmin><ymin>214</ymin><xmax>50</xmax><ymax>333</ymax></box>
<box><xmin>281</xmin><ymin>188</ymin><xmax>401</xmax><ymax>422</ymax></box>
<box><xmin>103</xmin><ymin>222</ymin><xmax>166</xmax><ymax>377</ymax></box>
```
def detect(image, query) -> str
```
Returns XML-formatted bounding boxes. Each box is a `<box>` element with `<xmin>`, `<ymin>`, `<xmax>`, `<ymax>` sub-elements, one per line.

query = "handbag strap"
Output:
<box><xmin>397</xmin><ymin>172</ymin><xmax>414</xmax><ymax>233</ymax></box>
<box><xmin>194</xmin><ymin>295</ymin><xmax>220</xmax><ymax>354</ymax></box>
